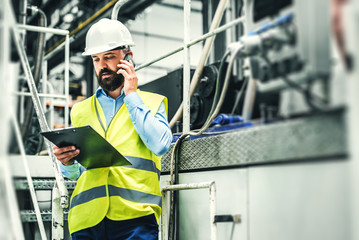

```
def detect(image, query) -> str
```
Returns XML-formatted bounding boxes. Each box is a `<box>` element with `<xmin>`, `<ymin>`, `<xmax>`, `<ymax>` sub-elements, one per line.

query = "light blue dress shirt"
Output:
<box><xmin>60</xmin><ymin>87</ymin><xmax>172</xmax><ymax>180</ymax></box>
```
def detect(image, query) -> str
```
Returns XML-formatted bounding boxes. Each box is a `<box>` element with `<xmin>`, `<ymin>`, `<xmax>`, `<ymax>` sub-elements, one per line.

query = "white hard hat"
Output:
<box><xmin>82</xmin><ymin>18</ymin><xmax>135</xmax><ymax>56</ymax></box>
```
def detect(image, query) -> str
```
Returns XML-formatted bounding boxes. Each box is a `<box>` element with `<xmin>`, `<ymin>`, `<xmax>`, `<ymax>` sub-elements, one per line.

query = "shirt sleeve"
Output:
<box><xmin>59</xmin><ymin>160</ymin><xmax>86</xmax><ymax>180</ymax></box>
<box><xmin>124</xmin><ymin>92</ymin><xmax>173</xmax><ymax>156</ymax></box>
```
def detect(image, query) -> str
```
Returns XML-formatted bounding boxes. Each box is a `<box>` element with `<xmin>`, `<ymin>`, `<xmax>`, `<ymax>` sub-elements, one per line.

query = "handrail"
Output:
<box><xmin>162</xmin><ymin>181</ymin><xmax>217</xmax><ymax>240</ymax></box>
<box><xmin>8</xmin><ymin>0</ymin><xmax>69</xmax><ymax>210</ymax></box>
<box><xmin>183</xmin><ymin>0</ymin><xmax>191</xmax><ymax>133</ymax></box>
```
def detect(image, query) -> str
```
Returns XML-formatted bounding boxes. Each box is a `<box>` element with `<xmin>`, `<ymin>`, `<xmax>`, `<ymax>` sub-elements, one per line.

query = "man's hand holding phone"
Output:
<box><xmin>117</xmin><ymin>54</ymin><xmax>138</xmax><ymax>96</ymax></box>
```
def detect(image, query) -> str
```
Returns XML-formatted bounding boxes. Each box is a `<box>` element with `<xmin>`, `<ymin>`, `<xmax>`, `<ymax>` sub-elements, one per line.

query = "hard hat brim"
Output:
<box><xmin>82</xmin><ymin>43</ymin><xmax>135</xmax><ymax>56</ymax></box>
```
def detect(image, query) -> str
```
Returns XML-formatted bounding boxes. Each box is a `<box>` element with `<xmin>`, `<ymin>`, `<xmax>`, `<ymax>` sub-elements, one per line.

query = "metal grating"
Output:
<box><xmin>20</xmin><ymin>210</ymin><xmax>69</xmax><ymax>223</ymax></box>
<box><xmin>14</xmin><ymin>179</ymin><xmax>76</xmax><ymax>190</ymax></box>
<box><xmin>162</xmin><ymin>110</ymin><xmax>347</xmax><ymax>172</ymax></box>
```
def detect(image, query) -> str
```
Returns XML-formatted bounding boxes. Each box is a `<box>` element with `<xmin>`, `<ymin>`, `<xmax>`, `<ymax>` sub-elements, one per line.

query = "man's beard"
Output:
<box><xmin>97</xmin><ymin>67</ymin><xmax>124</xmax><ymax>92</ymax></box>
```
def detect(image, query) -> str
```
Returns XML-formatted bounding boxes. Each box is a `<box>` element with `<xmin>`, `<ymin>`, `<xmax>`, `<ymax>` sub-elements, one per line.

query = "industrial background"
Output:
<box><xmin>0</xmin><ymin>0</ymin><xmax>358</xmax><ymax>239</ymax></box>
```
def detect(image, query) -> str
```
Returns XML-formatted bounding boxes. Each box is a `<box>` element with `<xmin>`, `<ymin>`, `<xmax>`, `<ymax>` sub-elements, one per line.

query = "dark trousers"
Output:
<box><xmin>71</xmin><ymin>214</ymin><xmax>158</xmax><ymax>240</ymax></box>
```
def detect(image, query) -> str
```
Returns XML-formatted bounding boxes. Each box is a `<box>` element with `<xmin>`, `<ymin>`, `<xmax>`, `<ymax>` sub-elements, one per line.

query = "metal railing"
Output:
<box><xmin>161</xmin><ymin>181</ymin><xmax>217</xmax><ymax>240</ymax></box>
<box><xmin>4</xmin><ymin>0</ymin><xmax>71</xmax><ymax>239</ymax></box>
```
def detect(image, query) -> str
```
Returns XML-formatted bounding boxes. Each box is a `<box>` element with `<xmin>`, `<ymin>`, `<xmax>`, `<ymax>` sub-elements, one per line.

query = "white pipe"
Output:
<box><xmin>42</xmin><ymin>61</ymin><xmax>48</xmax><ymax>110</ymax></box>
<box><xmin>13</xmin><ymin>91</ymin><xmax>68</xmax><ymax>98</ymax></box>
<box><xmin>45</xmin><ymin>82</ymin><xmax>55</xmax><ymax>130</ymax></box>
<box><xmin>16</xmin><ymin>24</ymin><xmax>69</xmax><ymax>35</ymax></box>
<box><xmin>183</xmin><ymin>0</ymin><xmax>191</xmax><ymax>133</ymax></box>
<box><xmin>20</xmin><ymin>86</ymin><xmax>25</xmax><ymax>124</ymax></box>
<box><xmin>136</xmin><ymin>16</ymin><xmax>244</xmax><ymax>71</ymax></box>
<box><xmin>64</xmin><ymin>34</ymin><xmax>70</xmax><ymax>128</ymax></box>
<box><xmin>51</xmin><ymin>184</ymin><xmax>64</xmax><ymax>240</ymax></box>
<box><xmin>111</xmin><ymin>0</ymin><xmax>129</xmax><ymax>20</ymax></box>
<box><xmin>162</xmin><ymin>181</ymin><xmax>217</xmax><ymax>240</ymax></box>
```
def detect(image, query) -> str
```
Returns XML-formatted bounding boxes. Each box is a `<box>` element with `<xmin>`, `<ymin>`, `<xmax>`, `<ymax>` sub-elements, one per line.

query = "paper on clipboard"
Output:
<box><xmin>41</xmin><ymin>125</ymin><xmax>131</xmax><ymax>169</ymax></box>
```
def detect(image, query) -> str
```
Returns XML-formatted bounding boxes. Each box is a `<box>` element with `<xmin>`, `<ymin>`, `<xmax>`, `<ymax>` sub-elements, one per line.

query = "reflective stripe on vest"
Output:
<box><xmin>70</xmin><ymin>185</ymin><xmax>162</xmax><ymax>210</ymax></box>
<box><xmin>108</xmin><ymin>185</ymin><xmax>162</xmax><ymax>207</ymax></box>
<box><xmin>70</xmin><ymin>185</ymin><xmax>107</xmax><ymax>209</ymax></box>
<box><xmin>125</xmin><ymin>156</ymin><xmax>161</xmax><ymax>180</ymax></box>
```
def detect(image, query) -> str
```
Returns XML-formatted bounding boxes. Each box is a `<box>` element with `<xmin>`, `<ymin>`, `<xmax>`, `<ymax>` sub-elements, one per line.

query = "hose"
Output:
<box><xmin>207</xmin><ymin>50</ymin><xmax>231</xmax><ymax>118</ymax></box>
<box><xmin>231</xmin><ymin>76</ymin><xmax>249</xmax><ymax>114</ymax></box>
<box><xmin>167</xmin><ymin>44</ymin><xmax>244</xmax><ymax>240</ymax></box>
<box><xmin>169</xmin><ymin>0</ymin><xmax>229</xmax><ymax>129</ymax></box>
<box><xmin>20</xmin><ymin>7</ymin><xmax>47</xmax><ymax>141</ymax></box>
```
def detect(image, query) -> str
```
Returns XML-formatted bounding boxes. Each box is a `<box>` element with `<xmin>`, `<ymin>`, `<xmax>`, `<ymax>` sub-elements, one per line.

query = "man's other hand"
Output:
<box><xmin>53</xmin><ymin>145</ymin><xmax>80</xmax><ymax>166</ymax></box>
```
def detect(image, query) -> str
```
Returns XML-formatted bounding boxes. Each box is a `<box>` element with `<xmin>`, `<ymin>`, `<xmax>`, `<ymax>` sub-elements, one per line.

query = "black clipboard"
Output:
<box><xmin>41</xmin><ymin>125</ymin><xmax>131</xmax><ymax>169</ymax></box>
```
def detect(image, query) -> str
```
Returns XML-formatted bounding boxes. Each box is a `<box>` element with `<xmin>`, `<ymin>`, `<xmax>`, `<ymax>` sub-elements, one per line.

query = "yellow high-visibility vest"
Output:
<box><xmin>67</xmin><ymin>90</ymin><xmax>167</xmax><ymax>235</ymax></box>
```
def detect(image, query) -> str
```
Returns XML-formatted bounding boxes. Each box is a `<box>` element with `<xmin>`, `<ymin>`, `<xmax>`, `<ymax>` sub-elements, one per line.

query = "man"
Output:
<box><xmin>53</xmin><ymin>18</ymin><xmax>172</xmax><ymax>239</ymax></box>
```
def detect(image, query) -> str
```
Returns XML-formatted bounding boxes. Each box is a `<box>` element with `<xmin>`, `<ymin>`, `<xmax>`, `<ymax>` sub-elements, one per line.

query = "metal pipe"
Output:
<box><xmin>136</xmin><ymin>16</ymin><xmax>244</xmax><ymax>72</ymax></box>
<box><xmin>183</xmin><ymin>0</ymin><xmax>191</xmax><ymax>133</ymax></box>
<box><xmin>64</xmin><ymin>34</ymin><xmax>70</xmax><ymax>128</ymax></box>
<box><xmin>242</xmin><ymin>76</ymin><xmax>257</xmax><ymax>121</ymax></box>
<box><xmin>12</xmin><ymin>91</ymin><xmax>68</xmax><ymax>98</ymax></box>
<box><xmin>51</xmin><ymin>184</ymin><xmax>64</xmax><ymax>240</ymax></box>
<box><xmin>16</xmin><ymin>24</ymin><xmax>69</xmax><ymax>35</ymax></box>
<box><xmin>19</xmin><ymin>0</ymin><xmax>27</xmax><ymax>45</ymax></box>
<box><xmin>45</xmin><ymin>82</ymin><xmax>55</xmax><ymax>130</ymax></box>
<box><xmin>162</xmin><ymin>181</ymin><xmax>217</xmax><ymax>240</ymax></box>
<box><xmin>42</xmin><ymin>60</ymin><xmax>48</xmax><ymax>112</ymax></box>
<box><xmin>111</xmin><ymin>0</ymin><xmax>129</xmax><ymax>20</ymax></box>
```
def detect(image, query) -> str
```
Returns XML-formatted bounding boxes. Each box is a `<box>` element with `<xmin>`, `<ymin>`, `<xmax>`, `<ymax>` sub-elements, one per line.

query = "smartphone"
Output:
<box><xmin>124</xmin><ymin>54</ymin><xmax>135</xmax><ymax>67</ymax></box>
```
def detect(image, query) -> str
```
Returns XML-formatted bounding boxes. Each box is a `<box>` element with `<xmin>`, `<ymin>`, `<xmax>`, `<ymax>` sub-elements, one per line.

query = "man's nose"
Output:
<box><xmin>98</xmin><ymin>58</ymin><xmax>108</xmax><ymax>69</ymax></box>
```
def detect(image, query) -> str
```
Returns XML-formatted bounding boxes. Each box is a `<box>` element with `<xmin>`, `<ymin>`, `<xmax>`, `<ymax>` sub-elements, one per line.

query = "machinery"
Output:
<box><xmin>1</xmin><ymin>0</ymin><xmax>358</xmax><ymax>239</ymax></box>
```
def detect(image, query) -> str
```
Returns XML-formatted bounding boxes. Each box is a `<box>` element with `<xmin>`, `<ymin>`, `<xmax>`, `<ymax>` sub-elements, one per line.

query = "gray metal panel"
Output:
<box><xmin>248</xmin><ymin>160</ymin><xmax>350</xmax><ymax>240</ymax></box>
<box><xmin>162</xmin><ymin>111</ymin><xmax>347</xmax><ymax>172</ymax></box>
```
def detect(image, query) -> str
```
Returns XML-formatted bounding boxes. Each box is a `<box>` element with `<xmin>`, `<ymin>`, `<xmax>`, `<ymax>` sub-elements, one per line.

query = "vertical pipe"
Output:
<box><xmin>52</xmin><ymin>184</ymin><xmax>64</xmax><ymax>240</ymax></box>
<box><xmin>183</xmin><ymin>0</ymin><xmax>191</xmax><ymax>133</ymax></box>
<box><xmin>240</xmin><ymin>1</ymin><xmax>256</xmax><ymax>122</ymax></box>
<box><xmin>161</xmin><ymin>190</ymin><xmax>167</xmax><ymax>240</ymax></box>
<box><xmin>241</xmin><ymin>76</ymin><xmax>257</xmax><ymax>121</ymax></box>
<box><xmin>42</xmin><ymin>60</ymin><xmax>48</xmax><ymax>110</ymax></box>
<box><xmin>210</xmin><ymin>182</ymin><xmax>217</xmax><ymax>240</ymax></box>
<box><xmin>20</xmin><ymin>0</ymin><xmax>27</xmax><ymax>44</ymax></box>
<box><xmin>208</xmin><ymin>0</ymin><xmax>215</xmax><ymax>64</ymax></box>
<box><xmin>64</xmin><ymin>34</ymin><xmax>70</xmax><ymax>128</ymax></box>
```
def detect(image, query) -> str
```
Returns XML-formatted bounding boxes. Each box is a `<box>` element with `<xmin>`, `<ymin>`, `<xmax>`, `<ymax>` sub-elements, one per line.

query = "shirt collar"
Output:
<box><xmin>95</xmin><ymin>87</ymin><xmax>125</xmax><ymax>100</ymax></box>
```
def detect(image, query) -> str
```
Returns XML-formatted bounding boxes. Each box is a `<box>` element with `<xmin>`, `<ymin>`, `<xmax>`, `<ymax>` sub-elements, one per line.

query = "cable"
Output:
<box><xmin>207</xmin><ymin>50</ymin><xmax>231</xmax><ymax>118</ymax></box>
<box><xmin>231</xmin><ymin>76</ymin><xmax>249</xmax><ymax>114</ymax></box>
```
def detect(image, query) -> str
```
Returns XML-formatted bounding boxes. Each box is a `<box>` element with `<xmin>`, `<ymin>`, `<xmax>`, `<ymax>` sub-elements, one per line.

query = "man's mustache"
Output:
<box><xmin>99</xmin><ymin>68</ymin><xmax>118</xmax><ymax>78</ymax></box>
